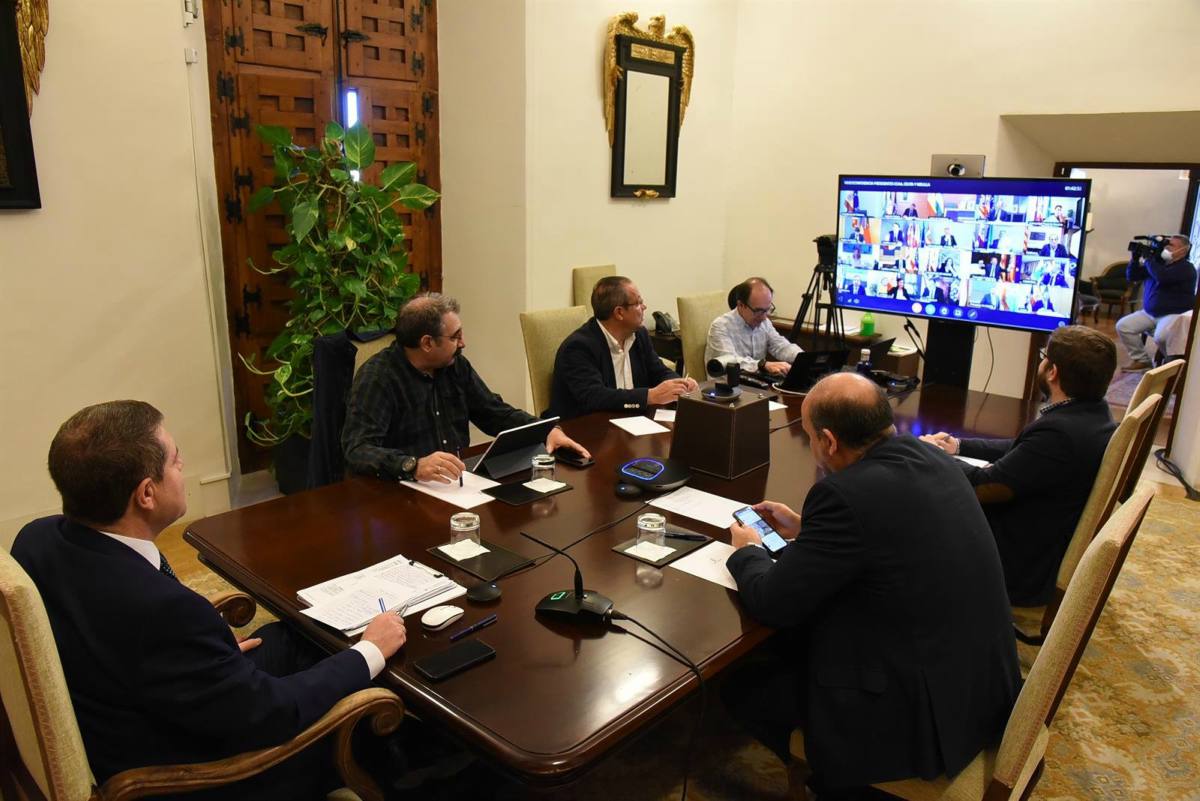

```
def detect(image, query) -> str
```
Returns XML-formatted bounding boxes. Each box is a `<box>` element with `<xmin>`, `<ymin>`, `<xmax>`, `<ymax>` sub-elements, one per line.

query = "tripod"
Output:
<box><xmin>791</xmin><ymin>263</ymin><xmax>846</xmax><ymax>352</ymax></box>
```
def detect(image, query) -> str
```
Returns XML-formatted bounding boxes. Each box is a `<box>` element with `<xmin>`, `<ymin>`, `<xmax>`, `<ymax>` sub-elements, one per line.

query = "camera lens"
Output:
<box><xmin>947</xmin><ymin>163</ymin><xmax>966</xmax><ymax>177</ymax></box>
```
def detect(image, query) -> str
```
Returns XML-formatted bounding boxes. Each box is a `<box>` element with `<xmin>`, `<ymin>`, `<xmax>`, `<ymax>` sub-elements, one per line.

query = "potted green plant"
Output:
<box><xmin>240</xmin><ymin>121</ymin><xmax>440</xmax><ymax>491</ymax></box>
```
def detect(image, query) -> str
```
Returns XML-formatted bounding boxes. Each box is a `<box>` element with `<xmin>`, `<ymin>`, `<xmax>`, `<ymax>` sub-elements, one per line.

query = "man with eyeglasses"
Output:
<box><xmin>705</xmin><ymin>277</ymin><xmax>802</xmax><ymax>377</ymax></box>
<box><xmin>919</xmin><ymin>325</ymin><xmax>1117</xmax><ymax>605</ymax></box>
<box><xmin>344</xmin><ymin>292</ymin><xmax>589</xmax><ymax>483</ymax></box>
<box><xmin>547</xmin><ymin>276</ymin><xmax>696</xmax><ymax>419</ymax></box>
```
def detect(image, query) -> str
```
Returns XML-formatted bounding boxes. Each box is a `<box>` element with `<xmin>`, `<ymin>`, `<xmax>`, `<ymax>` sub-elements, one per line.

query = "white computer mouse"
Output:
<box><xmin>420</xmin><ymin>605</ymin><xmax>465</xmax><ymax>631</ymax></box>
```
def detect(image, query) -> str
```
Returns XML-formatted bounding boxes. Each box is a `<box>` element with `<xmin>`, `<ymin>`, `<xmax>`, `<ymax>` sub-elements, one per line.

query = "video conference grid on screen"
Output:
<box><xmin>835</xmin><ymin>176</ymin><xmax>1091</xmax><ymax>333</ymax></box>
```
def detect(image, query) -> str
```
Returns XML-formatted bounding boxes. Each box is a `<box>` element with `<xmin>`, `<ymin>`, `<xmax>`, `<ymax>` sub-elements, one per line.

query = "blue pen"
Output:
<box><xmin>378</xmin><ymin>597</ymin><xmax>386</xmax><ymax>613</ymax></box>
<box><xmin>449</xmin><ymin>613</ymin><xmax>498</xmax><ymax>642</ymax></box>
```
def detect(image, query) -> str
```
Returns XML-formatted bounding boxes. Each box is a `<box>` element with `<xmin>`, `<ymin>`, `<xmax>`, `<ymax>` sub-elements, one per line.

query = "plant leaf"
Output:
<box><xmin>256</xmin><ymin>124</ymin><xmax>292</xmax><ymax>148</ymax></box>
<box><xmin>291</xmin><ymin>200</ymin><xmax>318</xmax><ymax>241</ymax></box>
<box><xmin>396</xmin><ymin>183</ymin><xmax>441</xmax><ymax>210</ymax></box>
<box><xmin>330</xmin><ymin>168</ymin><xmax>350</xmax><ymax>182</ymax></box>
<box><xmin>379</xmin><ymin>162</ymin><xmax>416</xmax><ymax>191</ymax></box>
<box><xmin>343</xmin><ymin>277</ymin><xmax>368</xmax><ymax>298</ymax></box>
<box><xmin>248</xmin><ymin>186</ymin><xmax>275</xmax><ymax>213</ymax></box>
<box><xmin>325</xmin><ymin>121</ymin><xmax>345</xmax><ymax>141</ymax></box>
<box><xmin>343</xmin><ymin>124</ymin><xmax>376</xmax><ymax>171</ymax></box>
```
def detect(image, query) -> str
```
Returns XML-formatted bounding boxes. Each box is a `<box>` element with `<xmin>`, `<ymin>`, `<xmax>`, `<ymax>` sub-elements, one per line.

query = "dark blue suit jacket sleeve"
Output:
<box><xmin>139</xmin><ymin>587</ymin><xmax>371</xmax><ymax>752</ymax></box>
<box><xmin>958</xmin><ymin>426</ymin><xmax>1073</xmax><ymax>498</ymax></box>
<box><xmin>553</xmin><ymin>326</ymin><xmax>678</xmax><ymax>417</ymax></box>
<box><xmin>726</xmin><ymin>482</ymin><xmax>865</xmax><ymax>629</ymax></box>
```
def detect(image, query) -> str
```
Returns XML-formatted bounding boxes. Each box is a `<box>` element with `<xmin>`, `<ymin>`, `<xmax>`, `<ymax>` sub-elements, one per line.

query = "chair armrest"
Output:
<box><xmin>96</xmin><ymin>687</ymin><xmax>404</xmax><ymax>801</ymax></box>
<box><xmin>208</xmin><ymin>591</ymin><xmax>257</xmax><ymax>627</ymax></box>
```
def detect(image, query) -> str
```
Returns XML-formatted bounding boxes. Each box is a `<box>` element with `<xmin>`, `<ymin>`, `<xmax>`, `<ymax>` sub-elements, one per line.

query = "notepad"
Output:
<box><xmin>299</xmin><ymin>554</ymin><xmax>465</xmax><ymax>634</ymax></box>
<box><xmin>400</xmin><ymin>470</ymin><xmax>499</xmax><ymax>510</ymax></box>
<box><xmin>610</xmin><ymin>416</ymin><xmax>670</xmax><ymax>436</ymax></box>
<box><xmin>954</xmin><ymin>454</ymin><xmax>991</xmax><ymax>468</ymax></box>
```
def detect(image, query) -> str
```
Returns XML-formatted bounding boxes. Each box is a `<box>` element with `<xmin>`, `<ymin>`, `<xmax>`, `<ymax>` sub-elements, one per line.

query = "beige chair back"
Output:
<box><xmin>1035</xmin><ymin>393</ymin><xmax>1160</xmax><ymax>637</ymax></box>
<box><xmin>352</xmin><ymin>333</ymin><xmax>395</xmax><ymax>376</ymax></box>
<box><xmin>992</xmin><ymin>488</ymin><xmax>1152</xmax><ymax>797</ymax></box>
<box><xmin>571</xmin><ymin>265</ymin><xmax>617</xmax><ymax>308</ymax></box>
<box><xmin>1119</xmin><ymin>359</ymin><xmax>1184</xmax><ymax>501</ymax></box>
<box><xmin>0</xmin><ymin>549</ymin><xmax>94</xmax><ymax>801</ymax></box>
<box><xmin>677</xmin><ymin>291</ymin><xmax>729</xmax><ymax>383</ymax></box>
<box><xmin>519</xmin><ymin>306</ymin><xmax>591</xmax><ymax>415</ymax></box>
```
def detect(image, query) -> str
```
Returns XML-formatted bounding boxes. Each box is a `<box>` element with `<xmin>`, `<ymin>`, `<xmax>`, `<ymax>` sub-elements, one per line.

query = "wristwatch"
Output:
<box><xmin>399</xmin><ymin>456</ymin><xmax>418</xmax><ymax>481</ymax></box>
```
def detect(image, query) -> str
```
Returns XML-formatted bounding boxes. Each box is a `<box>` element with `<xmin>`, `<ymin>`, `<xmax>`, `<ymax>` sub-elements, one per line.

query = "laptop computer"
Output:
<box><xmin>464</xmin><ymin>416</ymin><xmax>560</xmax><ymax>479</ymax></box>
<box><xmin>776</xmin><ymin>349</ymin><xmax>850</xmax><ymax>394</ymax></box>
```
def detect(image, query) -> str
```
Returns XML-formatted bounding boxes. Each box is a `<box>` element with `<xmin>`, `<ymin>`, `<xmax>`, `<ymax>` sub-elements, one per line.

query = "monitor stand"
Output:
<box><xmin>922</xmin><ymin>320</ymin><xmax>974</xmax><ymax>391</ymax></box>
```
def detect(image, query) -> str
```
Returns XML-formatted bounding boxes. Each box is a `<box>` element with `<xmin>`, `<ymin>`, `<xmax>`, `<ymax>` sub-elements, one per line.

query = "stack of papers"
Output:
<box><xmin>299</xmin><ymin>554</ymin><xmax>465</xmax><ymax>634</ymax></box>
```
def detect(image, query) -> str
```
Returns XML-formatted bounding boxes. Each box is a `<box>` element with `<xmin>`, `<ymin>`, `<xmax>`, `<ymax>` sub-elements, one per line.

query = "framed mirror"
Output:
<box><xmin>609</xmin><ymin>34</ymin><xmax>684</xmax><ymax>199</ymax></box>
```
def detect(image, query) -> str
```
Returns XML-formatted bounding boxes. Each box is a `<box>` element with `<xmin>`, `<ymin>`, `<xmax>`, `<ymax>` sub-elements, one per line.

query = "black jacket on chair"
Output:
<box><xmin>727</xmin><ymin>436</ymin><xmax>1020</xmax><ymax>789</ymax></box>
<box><xmin>547</xmin><ymin>318</ymin><xmax>678</xmax><ymax>419</ymax></box>
<box><xmin>958</xmin><ymin>398</ymin><xmax>1116</xmax><ymax>606</ymax></box>
<box><xmin>11</xmin><ymin>516</ymin><xmax>370</xmax><ymax>797</ymax></box>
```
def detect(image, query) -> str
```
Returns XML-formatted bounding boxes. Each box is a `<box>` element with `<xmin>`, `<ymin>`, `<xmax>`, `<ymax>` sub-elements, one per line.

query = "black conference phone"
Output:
<box><xmin>652</xmin><ymin>311</ymin><xmax>678</xmax><ymax>334</ymax></box>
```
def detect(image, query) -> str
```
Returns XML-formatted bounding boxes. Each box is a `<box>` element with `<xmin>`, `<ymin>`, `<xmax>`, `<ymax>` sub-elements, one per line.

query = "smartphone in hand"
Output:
<box><xmin>733</xmin><ymin>506</ymin><xmax>789</xmax><ymax>557</ymax></box>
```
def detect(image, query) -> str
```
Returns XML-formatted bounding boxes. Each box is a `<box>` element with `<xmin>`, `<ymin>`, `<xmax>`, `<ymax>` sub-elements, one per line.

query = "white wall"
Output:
<box><xmin>724</xmin><ymin>0</ymin><xmax>1200</xmax><ymax>397</ymax></box>
<box><xmin>1075</xmin><ymin>168</ymin><xmax>1190</xmax><ymax>278</ymax></box>
<box><xmin>0</xmin><ymin>0</ymin><xmax>232</xmax><ymax>546</ymax></box>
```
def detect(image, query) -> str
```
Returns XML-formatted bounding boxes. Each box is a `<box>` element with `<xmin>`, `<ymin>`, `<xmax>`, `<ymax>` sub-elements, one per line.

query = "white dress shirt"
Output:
<box><xmin>704</xmin><ymin>308</ymin><xmax>803</xmax><ymax>374</ymax></box>
<box><xmin>598</xmin><ymin>319</ymin><xmax>636</xmax><ymax>390</ymax></box>
<box><xmin>99</xmin><ymin>530</ymin><xmax>385</xmax><ymax>678</ymax></box>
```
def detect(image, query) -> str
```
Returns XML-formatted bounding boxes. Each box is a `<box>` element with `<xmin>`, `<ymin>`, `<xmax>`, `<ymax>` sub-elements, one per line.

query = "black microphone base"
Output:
<box><xmin>535</xmin><ymin>590</ymin><xmax>614</xmax><ymax>623</ymax></box>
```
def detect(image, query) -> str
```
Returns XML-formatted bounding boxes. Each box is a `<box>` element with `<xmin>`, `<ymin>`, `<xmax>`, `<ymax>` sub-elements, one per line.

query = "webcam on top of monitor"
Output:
<box><xmin>931</xmin><ymin>154</ymin><xmax>986</xmax><ymax>179</ymax></box>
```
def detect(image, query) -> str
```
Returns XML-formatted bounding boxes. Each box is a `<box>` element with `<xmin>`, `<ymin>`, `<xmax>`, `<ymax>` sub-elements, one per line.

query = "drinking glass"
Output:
<box><xmin>636</xmin><ymin>513</ymin><xmax>666</xmax><ymax>548</ymax></box>
<box><xmin>449</xmin><ymin>512</ymin><xmax>481</xmax><ymax>545</ymax></box>
<box><xmin>530</xmin><ymin>453</ymin><xmax>556</xmax><ymax>482</ymax></box>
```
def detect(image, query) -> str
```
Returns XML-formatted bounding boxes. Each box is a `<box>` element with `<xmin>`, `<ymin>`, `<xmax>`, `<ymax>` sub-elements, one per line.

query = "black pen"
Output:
<box><xmin>456</xmin><ymin>447</ymin><xmax>464</xmax><ymax>487</ymax></box>
<box><xmin>665</xmin><ymin>532</ymin><xmax>709</xmax><ymax>542</ymax></box>
<box><xmin>449</xmin><ymin>613</ymin><xmax>497</xmax><ymax>642</ymax></box>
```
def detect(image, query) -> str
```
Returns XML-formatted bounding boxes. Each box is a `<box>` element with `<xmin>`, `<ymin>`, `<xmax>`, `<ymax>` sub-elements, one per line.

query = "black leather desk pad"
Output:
<box><xmin>426</xmin><ymin>539</ymin><xmax>533</xmax><ymax>581</ymax></box>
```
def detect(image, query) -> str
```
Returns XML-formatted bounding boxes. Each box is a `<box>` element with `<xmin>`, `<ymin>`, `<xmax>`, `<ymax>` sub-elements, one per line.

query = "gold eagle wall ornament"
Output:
<box><xmin>16</xmin><ymin>0</ymin><xmax>49</xmax><ymax>115</ymax></box>
<box><xmin>603</xmin><ymin>12</ymin><xmax>694</xmax><ymax>146</ymax></box>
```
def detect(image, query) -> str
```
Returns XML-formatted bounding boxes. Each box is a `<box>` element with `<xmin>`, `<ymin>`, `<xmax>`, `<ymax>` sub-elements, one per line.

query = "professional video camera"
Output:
<box><xmin>1128</xmin><ymin>234</ymin><xmax>1171</xmax><ymax>261</ymax></box>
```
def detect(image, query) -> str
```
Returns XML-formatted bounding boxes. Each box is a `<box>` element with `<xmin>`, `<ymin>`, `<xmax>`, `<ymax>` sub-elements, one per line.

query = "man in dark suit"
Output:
<box><xmin>939</xmin><ymin>226</ymin><xmax>957</xmax><ymax>247</ymax></box>
<box><xmin>922</xmin><ymin>326</ymin><xmax>1118</xmax><ymax>605</ymax></box>
<box><xmin>12</xmin><ymin>401</ymin><xmax>410</xmax><ymax>799</ymax></box>
<box><xmin>548</xmin><ymin>276</ymin><xmax>696</xmax><ymax>419</ymax></box>
<box><xmin>724</xmin><ymin>373</ymin><xmax>1019</xmax><ymax>795</ymax></box>
<box><xmin>1039</xmin><ymin>232</ymin><xmax>1069</xmax><ymax>257</ymax></box>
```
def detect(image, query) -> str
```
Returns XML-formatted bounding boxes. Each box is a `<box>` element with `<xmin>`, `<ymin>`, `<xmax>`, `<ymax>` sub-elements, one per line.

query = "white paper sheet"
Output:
<box><xmin>624</xmin><ymin>541</ymin><xmax>676</xmax><ymax>562</ymax></box>
<box><xmin>954</xmin><ymin>455</ymin><xmax>991</xmax><ymax>468</ymax></box>
<box><xmin>437</xmin><ymin>539</ymin><xmax>491</xmax><ymax>561</ymax></box>
<box><xmin>648</xmin><ymin>486</ymin><xmax>746</xmax><ymax>530</ymax></box>
<box><xmin>298</xmin><ymin>554</ymin><xmax>464</xmax><ymax>633</ymax></box>
<box><xmin>610</xmin><ymin>416</ymin><xmax>670</xmax><ymax>436</ymax></box>
<box><xmin>523</xmin><ymin>477</ymin><xmax>567</xmax><ymax>493</ymax></box>
<box><xmin>669</xmin><ymin>541</ymin><xmax>738</xmax><ymax>590</ymax></box>
<box><xmin>768</xmin><ymin>401</ymin><xmax>787</xmax><ymax>412</ymax></box>
<box><xmin>400</xmin><ymin>470</ymin><xmax>499</xmax><ymax>510</ymax></box>
<box><xmin>653</xmin><ymin>409</ymin><xmax>676</xmax><ymax>423</ymax></box>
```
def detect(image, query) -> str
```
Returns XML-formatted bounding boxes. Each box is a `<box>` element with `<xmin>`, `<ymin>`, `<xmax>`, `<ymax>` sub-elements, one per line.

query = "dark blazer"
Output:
<box><xmin>1039</xmin><ymin>243</ymin><xmax>1068</xmax><ymax>257</ymax></box>
<box><xmin>727</xmin><ymin>436</ymin><xmax>1019</xmax><ymax>789</ymax></box>
<box><xmin>547</xmin><ymin>319</ymin><xmax>678</xmax><ymax>419</ymax></box>
<box><xmin>958</xmin><ymin>399</ymin><xmax>1116</xmax><ymax>605</ymax></box>
<box><xmin>11</xmin><ymin>517</ymin><xmax>371</xmax><ymax>797</ymax></box>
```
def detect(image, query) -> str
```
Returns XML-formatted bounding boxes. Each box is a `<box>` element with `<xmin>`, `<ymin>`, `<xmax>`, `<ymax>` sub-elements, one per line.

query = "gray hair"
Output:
<box><xmin>394</xmin><ymin>292</ymin><xmax>461</xmax><ymax>347</ymax></box>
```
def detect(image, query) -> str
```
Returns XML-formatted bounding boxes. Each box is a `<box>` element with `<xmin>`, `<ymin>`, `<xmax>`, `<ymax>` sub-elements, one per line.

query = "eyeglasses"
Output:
<box><xmin>619</xmin><ymin>299</ymin><xmax>647</xmax><ymax>309</ymax></box>
<box><xmin>743</xmin><ymin>302</ymin><xmax>776</xmax><ymax>316</ymax></box>
<box><xmin>437</xmin><ymin>330</ymin><xmax>465</xmax><ymax>344</ymax></box>
<box><xmin>1038</xmin><ymin>347</ymin><xmax>1049</xmax><ymax>363</ymax></box>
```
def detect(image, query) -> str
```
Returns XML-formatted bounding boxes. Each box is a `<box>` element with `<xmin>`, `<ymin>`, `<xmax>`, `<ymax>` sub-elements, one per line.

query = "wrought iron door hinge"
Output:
<box><xmin>216</xmin><ymin>72</ymin><xmax>235</xmax><ymax>103</ymax></box>
<box><xmin>296</xmin><ymin>22</ymin><xmax>328</xmax><ymax>42</ymax></box>
<box><xmin>341</xmin><ymin>29</ymin><xmax>370</xmax><ymax>44</ymax></box>
<box><xmin>242</xmin><ymin>284</ymin><xmax>262</xmax><ymax>309</ymax></box>
<box><xmin>225</xmin><ymin>194</ymin><xmax>243</xmax><ymax>223</ymax></box>
<box><xmin>422</xmin><ymin>92</ymin><xmax>436</xmax><ymax>117</ymax></box>
<box><xmin>410</xmin><ymin>6</ymin><xmax>424</xmax><ymax>31</ymax></box>
<box><xmin>230</xmin><ymin>112</ymin><xmax>251</xmax><ymax>134</ymax></box>
<box><xmin>224</xmin><ymin>27</ymin><xmax>245</xmax><ymax>55</ymax></box>
<box><xmin>415</xmin><ymin>122</ymin><xmax>426</xmax><ymax>145</ymax></box>
<box><xmin>412</xmin><ymin>52</ymin><xmax>425</xmax><ymax>77</ymax></box>
<box><xmin>233</xmin><ymin>168</ymin><xmax>254</xmax><ymax>191</ymax></box>
<box><xmin>233</xmin><ymin>310</ymin><xmax>251</xmax><ymax>337</ymax></box>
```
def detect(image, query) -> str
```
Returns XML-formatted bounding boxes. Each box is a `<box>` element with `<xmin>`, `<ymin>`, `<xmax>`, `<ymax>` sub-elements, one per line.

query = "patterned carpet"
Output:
<box><xmin>165</xmin><ymin>490</ymin><xmax>1200</xmax><ymax>799</ymax></box>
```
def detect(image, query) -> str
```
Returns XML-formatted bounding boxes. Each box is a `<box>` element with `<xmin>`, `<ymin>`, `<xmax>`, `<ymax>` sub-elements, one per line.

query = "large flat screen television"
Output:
<box><xmin>834</xmin><ymin>175</ymin><xmax>1092</xmax><ymax>333</ymax></box>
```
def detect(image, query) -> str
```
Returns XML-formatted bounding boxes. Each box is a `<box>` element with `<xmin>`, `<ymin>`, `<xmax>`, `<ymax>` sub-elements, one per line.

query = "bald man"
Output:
<box><xmin>723</xmin><ymin>373</ymin><xmax>1019</xmax><ymax>794</ymax></box>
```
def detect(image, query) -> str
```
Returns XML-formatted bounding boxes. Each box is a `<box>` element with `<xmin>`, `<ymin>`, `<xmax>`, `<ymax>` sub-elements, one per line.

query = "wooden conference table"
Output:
<box><xmin>185</xmin><ymin>384</ymin><xmax>1035</xmax><ymax>786</ymax></box>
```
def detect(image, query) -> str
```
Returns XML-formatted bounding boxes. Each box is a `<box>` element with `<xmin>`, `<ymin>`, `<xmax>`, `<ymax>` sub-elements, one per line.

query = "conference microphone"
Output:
<box><xmin>519</xmin><ymin>531</ymin><xmax>614</xmax><ymax>623</ymax></box>
<box><xmin>903</xmin><ymin>319</ymin><xmax>927</xmax><ymax>361</ymax></box>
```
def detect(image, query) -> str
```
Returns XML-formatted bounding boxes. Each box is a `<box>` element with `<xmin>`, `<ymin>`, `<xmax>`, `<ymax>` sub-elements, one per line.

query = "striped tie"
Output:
<box><xmin>159</xmin><ymin>553</ymin><xmax>178</xmax><ymax>582</ymax></box>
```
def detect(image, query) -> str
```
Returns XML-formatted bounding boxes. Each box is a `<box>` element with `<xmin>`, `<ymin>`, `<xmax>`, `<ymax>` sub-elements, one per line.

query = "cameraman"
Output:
<box><xmin>1116</xmin><ymin>235</ymin><xmax>1194</xmax><ymax>371</ymax></box>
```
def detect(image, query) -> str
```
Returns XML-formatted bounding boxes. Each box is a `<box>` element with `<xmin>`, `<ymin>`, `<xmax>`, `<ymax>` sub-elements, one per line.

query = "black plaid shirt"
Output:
<box><xmin>342</xmin><ymin>342</ymin><xmax>535</xmax><ymax>480</ymax></box>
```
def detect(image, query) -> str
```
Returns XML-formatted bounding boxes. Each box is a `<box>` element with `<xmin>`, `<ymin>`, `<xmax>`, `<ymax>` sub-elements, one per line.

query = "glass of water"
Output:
<box><xmin>449</xmin><ymin>512</ymin><xmax>481</xmax><ymax>545</ymax></box>
<box><xmin>531</xmin><ymin>453</ymin><xmax>556</xmax><ymax>482</ymax></box>
<box><xmin>636</xmin><ymin>513</ymin><xmax>666</xmax><ymax>548</ymax></box>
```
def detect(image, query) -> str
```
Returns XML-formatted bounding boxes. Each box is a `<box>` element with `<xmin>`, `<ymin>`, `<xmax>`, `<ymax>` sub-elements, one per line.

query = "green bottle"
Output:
<box><xmin>860</xmin><ymin>312</ymin><xmax>876</xmax><ymax>336</ymax></box>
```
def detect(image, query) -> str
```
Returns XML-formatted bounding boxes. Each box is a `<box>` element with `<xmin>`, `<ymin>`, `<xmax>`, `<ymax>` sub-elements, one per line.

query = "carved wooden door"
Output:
<box><xmin>202</xmin><ymin>0</ymin><xmax>440</xmax><ymax>472</ymax></box>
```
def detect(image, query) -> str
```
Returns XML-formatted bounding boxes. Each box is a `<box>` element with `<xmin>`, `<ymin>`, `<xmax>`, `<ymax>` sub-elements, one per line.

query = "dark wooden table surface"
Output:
<box><xmin>185</xmin><ymin>385</ymin><xmax>1035</xmax><ymax>785</ymax></box>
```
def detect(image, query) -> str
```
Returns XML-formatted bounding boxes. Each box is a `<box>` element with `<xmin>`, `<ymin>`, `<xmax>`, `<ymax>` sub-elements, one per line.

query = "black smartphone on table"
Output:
<box><xmin>733</xmin><ymin>506</ymin><xmax>789</xmax><ymax>557</ymax></box>
<box><xmin>413</xmin><ymin>639</ymin><xmax>496</xmax><ymax>681</ymax></box>
<box><xmin>553</xmin><ymin>447</ymin><xmax>595</xmax><ymax>468</ymax></box>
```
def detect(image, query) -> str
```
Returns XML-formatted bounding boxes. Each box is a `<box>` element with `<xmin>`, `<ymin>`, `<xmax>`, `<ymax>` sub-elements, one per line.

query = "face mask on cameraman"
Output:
<box><xmin>1160</xmin><ymin>246</ymin><xmax>1176</xmax><ymax>263</ymax></box>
